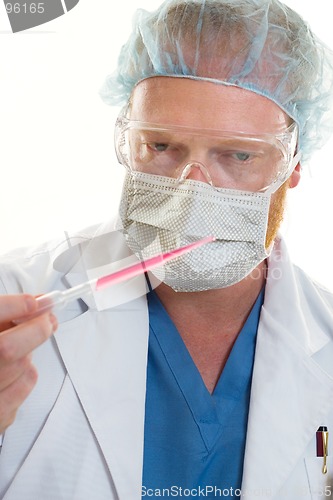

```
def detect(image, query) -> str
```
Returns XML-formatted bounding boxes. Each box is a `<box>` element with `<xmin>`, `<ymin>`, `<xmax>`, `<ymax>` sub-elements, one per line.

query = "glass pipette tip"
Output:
<box><xmin>16</xmin><ymin>235</ymin><xmax>215</xmax><ymax>322</ymax></box>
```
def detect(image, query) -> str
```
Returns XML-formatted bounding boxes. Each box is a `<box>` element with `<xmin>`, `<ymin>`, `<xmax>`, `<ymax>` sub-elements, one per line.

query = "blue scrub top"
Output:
<box><xmin>142</xmin><ymin>288</ymin><xmax>264</xmax><ymax>499</ymax></box>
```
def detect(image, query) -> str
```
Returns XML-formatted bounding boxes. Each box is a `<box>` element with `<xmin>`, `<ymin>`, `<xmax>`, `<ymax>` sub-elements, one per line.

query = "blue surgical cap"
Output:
<box><xmin>100</xmin><ymin>0</ymin><xmax>333</xmax><ymax>163</ymax></box>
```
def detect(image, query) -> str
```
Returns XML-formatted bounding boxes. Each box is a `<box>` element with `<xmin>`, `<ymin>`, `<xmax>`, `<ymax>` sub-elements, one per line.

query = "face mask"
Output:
<box><xmin>118</xmin><ymin>172</ymin><xmax>272</xmax><ymax>292</ymax></box>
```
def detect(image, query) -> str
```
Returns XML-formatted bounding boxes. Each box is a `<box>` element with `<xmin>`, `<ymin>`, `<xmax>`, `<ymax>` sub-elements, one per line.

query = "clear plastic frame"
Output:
<box><xmin>115</xmin><ymin>116</ymin><xmax>300</xmax><ymax>193</ymax></box>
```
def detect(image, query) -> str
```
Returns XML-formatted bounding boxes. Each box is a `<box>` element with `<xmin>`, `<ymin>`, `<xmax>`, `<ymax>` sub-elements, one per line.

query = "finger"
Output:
<box><xmin>0</xmin><ymin>365</ymin><xmax>38</xmax><ymax>434</ymax></box>
<box><xmin>0</xmin><ymin>355</ymin><xmax>32</xmax><ymax>392</ymax></box>
<box><xmin>0</xmin><ymin>313</ymin><xmax>57</xmax><ymax>366</ymax></box>
<box><xmin>0</xmin><ymin>295</ymin><xmax>37</xmax><ymax>327</ymax></box>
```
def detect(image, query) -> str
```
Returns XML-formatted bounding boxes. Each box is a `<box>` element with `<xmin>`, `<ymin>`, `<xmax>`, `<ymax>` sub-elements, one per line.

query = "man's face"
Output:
<box><xmin>129</xmin><ymin>77</ymin><xmax>299</xmax><ymax>246</ymax></box>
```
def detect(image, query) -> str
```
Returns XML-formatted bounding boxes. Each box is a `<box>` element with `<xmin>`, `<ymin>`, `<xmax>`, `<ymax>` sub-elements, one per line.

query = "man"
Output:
<box><xmin>1</xmin><ymin>0</ymin><xmax>333</xmax><ymax>498</ymax></box>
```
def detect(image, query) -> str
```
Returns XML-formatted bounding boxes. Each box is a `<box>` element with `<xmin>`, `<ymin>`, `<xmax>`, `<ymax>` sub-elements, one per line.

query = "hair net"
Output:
<box><xmin>100</xmin><ymin>0</ymin><xmax>333</xmax><ymax>163</ymax></box>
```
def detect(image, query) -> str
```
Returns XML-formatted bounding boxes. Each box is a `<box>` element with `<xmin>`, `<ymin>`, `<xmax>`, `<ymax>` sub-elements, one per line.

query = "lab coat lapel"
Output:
<box><xmin>52</xmin><ymin>222</ymin><xmax>149</xmax><ymax>499</ymax></box>
<box><xmin>241</xmin><ymin>239</ymin><xmax>333</xmax><ymax>499</ymax></box>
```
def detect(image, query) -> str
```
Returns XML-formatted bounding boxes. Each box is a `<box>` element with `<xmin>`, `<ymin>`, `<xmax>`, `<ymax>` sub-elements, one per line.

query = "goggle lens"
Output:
<box><xmin>115</xmin><ymin>118</ymin><xmax>299</xmax><ymax>192</ymax></box>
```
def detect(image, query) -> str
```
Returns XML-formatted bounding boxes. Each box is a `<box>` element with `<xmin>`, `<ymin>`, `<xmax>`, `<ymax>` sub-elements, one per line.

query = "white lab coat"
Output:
<box><xmin>0</xmin><ymin>219</ymin><xmax>332</xmax><ymax>500</ymax></box>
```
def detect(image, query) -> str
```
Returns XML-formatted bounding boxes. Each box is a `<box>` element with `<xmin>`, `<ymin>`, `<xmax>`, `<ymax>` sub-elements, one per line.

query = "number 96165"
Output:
<box><xmin>5</xmin><ymin>3</ymin><xmax>45</xmax><ymax>14</ymax></box>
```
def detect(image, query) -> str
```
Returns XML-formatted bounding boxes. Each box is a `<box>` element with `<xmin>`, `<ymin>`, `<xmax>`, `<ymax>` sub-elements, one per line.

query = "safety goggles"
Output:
<box><xmin>115</xmin><ymin>116</ymin><xmax>300</xmax><ymax>193</ymax></box>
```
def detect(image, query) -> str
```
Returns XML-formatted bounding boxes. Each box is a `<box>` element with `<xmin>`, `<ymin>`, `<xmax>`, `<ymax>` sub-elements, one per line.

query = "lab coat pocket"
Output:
<box><xmin>56</xmin><ymin>298</ymin><xmax>89</xmax><ymax>324</ymax></box>
<box><xmin>305</xmin><ymin>456</ymin><xmax>333</xmax><ymax>499</ymax></box>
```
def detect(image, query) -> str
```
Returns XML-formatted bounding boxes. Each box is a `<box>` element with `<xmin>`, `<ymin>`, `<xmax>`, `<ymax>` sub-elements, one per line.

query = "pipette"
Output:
<box><xmin>16</xmin><ymin>235</ymin><xmax>215</xmax><ymax>322</ymax></box>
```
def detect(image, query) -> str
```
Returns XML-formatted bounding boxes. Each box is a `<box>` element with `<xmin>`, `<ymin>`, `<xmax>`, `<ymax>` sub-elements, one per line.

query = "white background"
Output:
<box><xmin>0</xmin><ymin>0</ymin><xmax>332</xmax><ymax>287</ymax></box>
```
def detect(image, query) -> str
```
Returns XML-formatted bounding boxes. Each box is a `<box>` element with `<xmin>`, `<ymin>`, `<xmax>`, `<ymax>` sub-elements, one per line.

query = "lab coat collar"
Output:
<box><xmin>241</xmin><ymin>237</ymin><xmax>333</xmax><ymax>499</ymax></box>
<box><xmin>53</xmin><ymin>218</ymin><xmax>150</xmax><ymax>312</ymax></box>
<box><xmin>52</xmin><ymin>220</ymin><xmax>149</xmax><ymax>498</ymax></box>
<box><xmin>263</xmin><ymin>237</ymin><xmax>331</xmax><ymax>355</ymax></box>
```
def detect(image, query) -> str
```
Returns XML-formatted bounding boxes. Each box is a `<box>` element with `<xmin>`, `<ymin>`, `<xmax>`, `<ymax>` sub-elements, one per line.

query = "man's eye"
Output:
<box><xmin>149</xmin><ymin>143</ymin><xmax>170</xmax><ymax>152</ymax></box>
<box><xmin>232</xmin><ymin>152</ymin><xmax>251</xmax><ymax>161</ymax></box>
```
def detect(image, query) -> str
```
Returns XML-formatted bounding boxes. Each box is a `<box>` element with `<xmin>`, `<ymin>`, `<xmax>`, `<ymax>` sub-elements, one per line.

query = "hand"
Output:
<box><xmin>0</xmin><ymin>295</ymin><xmax>57</xmax><ymax>434</ymax></box>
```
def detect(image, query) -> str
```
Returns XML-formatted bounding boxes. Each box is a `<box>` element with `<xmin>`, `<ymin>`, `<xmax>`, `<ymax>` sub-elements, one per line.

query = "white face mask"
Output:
<box><xmin>118</xmin><ymin>172</ymin><xmax>273</xmax><ymax>292</ymax></box>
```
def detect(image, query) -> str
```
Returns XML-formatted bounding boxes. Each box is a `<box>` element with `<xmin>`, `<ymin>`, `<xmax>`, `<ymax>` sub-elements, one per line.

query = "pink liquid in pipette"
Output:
<box><xmin>13</xmin><ymin>236</ymin><xmax>215</xmax><ymax>324</ymax></box>
<box><xmin>95</xmin><ymin>235</ymin><xmax>215</xmax><ymax>291</ymax></box>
